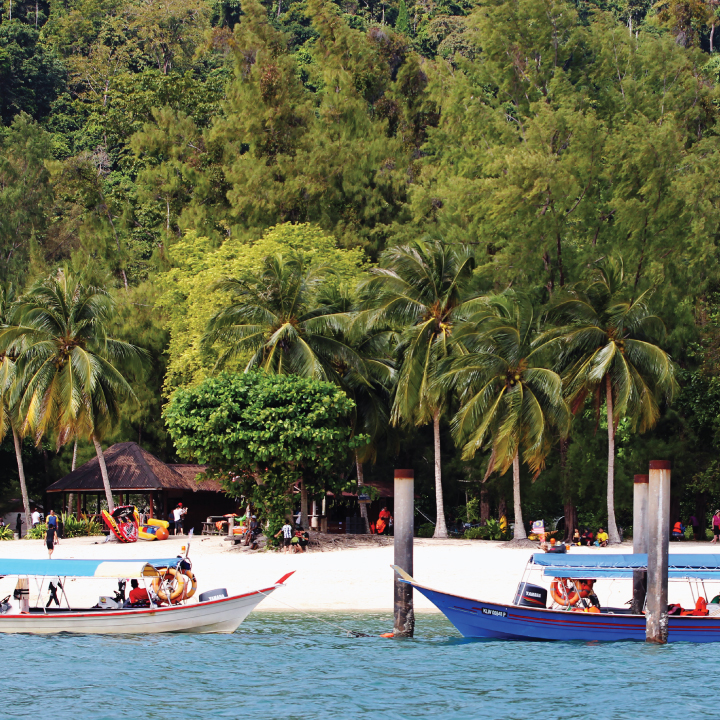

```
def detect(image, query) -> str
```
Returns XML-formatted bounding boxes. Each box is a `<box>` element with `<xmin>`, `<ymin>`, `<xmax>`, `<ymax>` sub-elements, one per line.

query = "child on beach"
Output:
<box><xmin>275</xmin><ymin>521</ymin><xmax>294</xmax><ymax>552</ymax></box>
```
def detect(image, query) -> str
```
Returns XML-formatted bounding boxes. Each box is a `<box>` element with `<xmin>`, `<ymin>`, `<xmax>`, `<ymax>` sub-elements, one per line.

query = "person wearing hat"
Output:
<box><xmin>712</xmin><ymin>510</ymin><xmax>720</xmax><ymax>543</ymax></box>
<box><xmin>173</xmin><ymin>503</ymin><xmax>187</xmax><ymax>535</ymax></box>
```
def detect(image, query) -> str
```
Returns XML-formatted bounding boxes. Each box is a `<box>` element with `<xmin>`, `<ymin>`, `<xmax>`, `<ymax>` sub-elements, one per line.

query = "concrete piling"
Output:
<box><xmin>393</xmin><ymin>469</ymin><xmax>415</xmax><ymax>638</ymax></box>
<box><xmin>646</xmin><ymin>460</ymin><xmax>671</xmax><ymax>644</ymax></box>
<box><xmin>632</xmin><ymin>474</ymin><xmax>649</xmax><ymax>614</ymax></box>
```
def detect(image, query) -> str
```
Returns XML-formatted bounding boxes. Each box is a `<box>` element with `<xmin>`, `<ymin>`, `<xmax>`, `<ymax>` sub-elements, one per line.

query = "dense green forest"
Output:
<box><xmin>3</xmin><ymin>0</ymin><xmax>720</xmax><ymax>538</ymax></box>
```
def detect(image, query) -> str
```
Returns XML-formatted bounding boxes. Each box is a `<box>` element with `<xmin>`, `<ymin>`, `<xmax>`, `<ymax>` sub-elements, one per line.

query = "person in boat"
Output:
<box><xmin>595</xmin><ymin>528</ymin><xmax>609</xmax><ymax>547</ymax></box>
<box><xmin>672</xmin><ymin>521</ymin><xmax>685</xmax><ymax>541</ymax></box>
<box><xmin>125</xmin><ymin>579</ymin><xmax>150</xmax><ymax>607</ymax></box>
<box><xmin>44</xmin><ymin>521</ymin><xmax>58</xmax><ymax>558</ymax></box>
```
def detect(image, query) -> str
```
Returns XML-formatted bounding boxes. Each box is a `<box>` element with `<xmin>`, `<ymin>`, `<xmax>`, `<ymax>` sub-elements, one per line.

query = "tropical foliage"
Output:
<box><xmin>4</xmin><ymin>0</ymin><xmax>720</xmax><ymax>541</ymax></box>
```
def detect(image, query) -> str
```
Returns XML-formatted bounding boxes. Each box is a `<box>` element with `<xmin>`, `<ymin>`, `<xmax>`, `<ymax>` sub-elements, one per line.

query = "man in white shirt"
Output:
<box><xmin>31</xmin><ymin>510</ymin><xmax>41</xmax><ymax>527</ymax></box>
<box><xmin>274</xmin><ymin>521</ymin><xmax>294</xmax><ymax>553</ymax></box>
<box><xmin>172</xmin><ymin>504</ymin><xmax>186</xmax><ymax>535</ymax></box>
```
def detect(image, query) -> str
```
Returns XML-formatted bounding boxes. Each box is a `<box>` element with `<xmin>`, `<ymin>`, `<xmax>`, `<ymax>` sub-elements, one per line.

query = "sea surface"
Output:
<box><xmin>4</xmin><ymin>611</ymin><xmax>715</xmax><ymax>719</ymax></box>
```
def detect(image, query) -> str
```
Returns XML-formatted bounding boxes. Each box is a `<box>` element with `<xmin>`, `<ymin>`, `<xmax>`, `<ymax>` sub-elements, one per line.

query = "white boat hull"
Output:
<box><xmin>0</xmin><ymin>586</ymin><xmax>275</xmax><ymax>635</ymax></box>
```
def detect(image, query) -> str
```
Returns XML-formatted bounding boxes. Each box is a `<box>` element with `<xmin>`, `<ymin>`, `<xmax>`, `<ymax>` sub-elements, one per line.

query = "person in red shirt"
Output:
<box><xmin>128</xmin><ymin>579</ymin><xmax>150</xmax><ymax>605</ymax></box>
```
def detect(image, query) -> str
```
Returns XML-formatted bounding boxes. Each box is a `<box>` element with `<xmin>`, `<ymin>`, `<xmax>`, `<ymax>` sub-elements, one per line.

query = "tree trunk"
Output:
<box><xmin>12</xmin><ymin>428</ymin><xmax>31</xmax><ymax>531</ymax></box>
<box><xmin>68</xmin><ymin>438</ymin><xmax>78</xmax><ymax>515</ymax></box>
<box><xmin>93</xmin><ymin>435</ymin><xmax>114</xmax><ymax>512</ymax></box>
<box><xmin>498</xmin><ymin>495</ymin><xmax>507</xmax><ymax>521</ymax></box>
<box><xmin>711</xmin><ymin>22</ymin><xmax>716</xmax><ymax>53</ymax></box>
<box><xmin>432</xmin><ymin>409</ymin><xmax>448</xmax><ymax>538</ymax></box>
<box><xmin>606</xmin><ymin>375</ymin><xmax>621</xmax><ymax>543</ymax></box>
<box><xmin>356</xmin><ymin>452</ymin><xmax>370</xmax><ymax>534</ymax></box>
<box><xmin>480</xmin><ymin>487</ymin><xmax>490</xmax><ymax>523</ymax></box>
<box><xmin>563</xmin><ymin>502</ymin><xmax>578</xmax><ymax>543</ymax></box>
<box><xmin>300</xmin><ymin>478</ymin><xmax>309</xmax><ymax>529</ymax></box>
<box><xmin>512</xmin><ymin>452</ymin><xmax>526</xmax><ymax>539</ymax></box>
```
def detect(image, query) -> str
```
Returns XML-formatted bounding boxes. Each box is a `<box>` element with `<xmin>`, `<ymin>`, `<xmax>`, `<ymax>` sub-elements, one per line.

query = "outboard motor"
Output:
<box><xmin>198</xmin><ymin>588</ymin><xmax>228</xmax><ymax>603</ymax></box>
<box><xmin>513</xmin><ymin>582</ymin><xmax>548</xmax><ymax>608</ymax></box>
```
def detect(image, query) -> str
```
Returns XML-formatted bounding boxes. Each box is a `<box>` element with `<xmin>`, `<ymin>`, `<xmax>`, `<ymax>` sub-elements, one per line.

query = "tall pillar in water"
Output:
<box><xmin>646</xmin><ymin>460</ymin><xmax>671</xmax><ymax>644</ymax></box>
<box><xmin>393</xmin><ymin>469</ymin><xmax>415</xmax><ymax>638</ymax></box>
<box><xmin>632</xmin><ymin>474</ymin><xmax>649</xmax><ymax>614</ymax></box>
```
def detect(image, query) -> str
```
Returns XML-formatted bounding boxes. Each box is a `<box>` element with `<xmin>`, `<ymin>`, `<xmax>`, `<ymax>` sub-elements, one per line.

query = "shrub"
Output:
<box><xmin>61</xmin><ymin>514</ymin><xmax>103</xmax><ymax>537</ymax></box>
<box><xmin>0</xmin><ymin>525</ymin><xmax>14</xmax><ymax>540</ymax></box>
<box><xmin>416</xmin><ymin>522</ymin><xmax>435</xmax><ymax>538</ymax></box>
<box><xmin>464</xmin><ymin>518</ymin><xmax>509</xmax><ymax>541</ymax></box>
<box><xmin>28</xmin><ymin>524</ymin><xmax>46</xmax><ymax>539</ymax></box>
<box><xmin>464</xmin><ymin>527</ymin><xmax>485</xmax><ymax>540</ymax></box>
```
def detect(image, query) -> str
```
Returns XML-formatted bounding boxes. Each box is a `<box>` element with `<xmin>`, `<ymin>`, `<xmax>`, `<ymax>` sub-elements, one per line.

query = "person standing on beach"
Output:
<box><xmin>275</xmin><ymin>521</ymin><xmax>294</xmax><ymax>552</ymax></box>
<box><xmin>31</xmin><ymin>509</ymin><xmax>40</xmax><ymax>528</ymax></box>
<box><xmin>689</xmin><ymin>514</ymin><xmax>699</xmax><ymax>541</ymax></box>
<box><xmin>44</xmin><ymin>522</ymin><xmax>58</xmax><ymax>558</ymax></box>
<box><xmin>16</xmin><ymin>513</ymin><xmax>23</xmax><ymax>538</ymax></box>
<box><xmin>712</xmin><ymin>510</ymin><xmax>720</xmax><ymax>543</ymax></box>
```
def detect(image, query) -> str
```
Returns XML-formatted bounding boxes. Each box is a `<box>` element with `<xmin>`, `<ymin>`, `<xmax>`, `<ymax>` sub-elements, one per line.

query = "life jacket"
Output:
<box><xmin>376</xmin><ymin>519</ymin><xmax>387</xmax><ymax>533</ymax></box>
<box><xmin>673</xmin><ymin>522</ymin><xmax>683</xmax><ymax>534</ymax></box>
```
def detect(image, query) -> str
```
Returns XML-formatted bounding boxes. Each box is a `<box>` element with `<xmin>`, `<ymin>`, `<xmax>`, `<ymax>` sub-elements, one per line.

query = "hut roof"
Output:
<box><xmin>168</xmin><ymin>464</ymin><xmax>221</xmax><ymax>492</ymax></box>
<box><xmin>46</xmin><ymin>442</ymin><xmax>210</xmax><ymax>493</ymax></box>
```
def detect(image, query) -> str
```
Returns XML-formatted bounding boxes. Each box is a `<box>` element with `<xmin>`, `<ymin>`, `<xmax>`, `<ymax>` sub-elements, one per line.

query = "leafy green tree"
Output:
<box><xmin>440</xmin><ymin>293</ymin><xmax>569</xmax><ymax>540</ymax></box>
<box><xmin>164</xmin><ymin>371</ymin><xmax>365</xmax><ymax>536</ymax></box>
<box><xmin>360</xmin><ymin>239</ymin><xmax>477</xmax><ymax>538</ymax></box>
<box><xmin>0</xmin><ymin>113</ymin><xmax>54</xmax><ymax>285</ymax></box>
<box><xmin>545</xmin><ymin>259</ymin><xmax>677</xmax><ymax>543</ymax></box>
<box><xmin>396</xmin><ymin>0</ymin><xmax>410</xmax><ymax>35</ymax></box>
<box><xmin>1</xmin><ymin>269</ymin><xmax>146</xmax><ymax>511</ymax></box>
<box><xmin>0</xmin><ymin>21</ymin><xmax>66</xmax><ymax>123</ymax></box>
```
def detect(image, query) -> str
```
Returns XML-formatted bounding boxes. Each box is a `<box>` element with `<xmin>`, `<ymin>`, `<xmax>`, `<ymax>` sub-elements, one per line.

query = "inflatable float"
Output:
<box><xmin>101</xmin><ymin>505</ymin><xmax>140</xmax><ymax>543</ymax></box>
<box><xmin>139</xmin><ymin>518</ymin><xmax>170</xmax><ymax>541</ymax></box>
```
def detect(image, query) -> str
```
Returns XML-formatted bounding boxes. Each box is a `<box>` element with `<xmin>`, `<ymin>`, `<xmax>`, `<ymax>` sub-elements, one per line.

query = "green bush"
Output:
<box><xmin>0</xmin><ymin>525</ymin><xmax>14</xmax><ymax>540</ymax></box>
<box><xmin>61</xmin><ymin>514</ymin><xmax>103</xmax><ymax>537</ymax></box>
<box><xmin>416</xmin><ymin>522</ymin><xmax>435</xmax><ymax>538</ymax></box>
<box><xmin>464</xmin><ymin>519</ymin><xmax>509</xmax><ymax>541</ymax></box>
<box><xmin>464</xmin><ymin>527</ymin><xmax>485</xmax><ymax>540</ymax></box>
<box><xmin>27</xmin><ymin>523</ymin><xmax>46</xmax><ymax>539</ymax></box>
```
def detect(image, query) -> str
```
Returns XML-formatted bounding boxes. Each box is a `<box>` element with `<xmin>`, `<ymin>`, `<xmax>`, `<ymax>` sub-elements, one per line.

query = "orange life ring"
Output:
<box><xmin>152</xmin><ymin>568</ymin><xmax>186</xmax><ymax>604</ymax></box>
<box><xmin>550</xmin><ymin>579</ymin><xmax>580</xmax><ymax>607</ymax></box>
<box><xmin>181</xmin><ymin>570</ymin><xmax>197</xmax><ymax>599</ymax></box>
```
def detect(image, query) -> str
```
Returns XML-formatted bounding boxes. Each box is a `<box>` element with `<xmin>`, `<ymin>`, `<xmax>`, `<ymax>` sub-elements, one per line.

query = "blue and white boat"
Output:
<box><xmin>395</xmin><ymin>554</ymin><xmax>720</xmax><ymax>642</ymax></box>
<box><xmin>0</xmin><ymin>556</ymin><xmax>292</xmax><ymax>635</ymax></box>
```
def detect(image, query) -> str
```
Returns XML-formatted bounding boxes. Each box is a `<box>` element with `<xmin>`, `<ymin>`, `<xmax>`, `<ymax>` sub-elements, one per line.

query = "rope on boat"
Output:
<box><xmin>255</xmin><ymin>588</ymin><xmax>373</xmax><ymax>638</ymax></box>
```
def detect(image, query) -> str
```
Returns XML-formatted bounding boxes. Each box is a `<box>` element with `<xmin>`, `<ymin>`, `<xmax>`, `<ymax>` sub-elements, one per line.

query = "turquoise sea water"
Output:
<box><xmin>5</xmin><ymin>612</ymin><xmax>716</xmax><ymax>719</ymax></box>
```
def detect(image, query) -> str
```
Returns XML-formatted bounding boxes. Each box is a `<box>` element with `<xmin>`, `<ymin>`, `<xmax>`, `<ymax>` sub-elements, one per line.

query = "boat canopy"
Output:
<box><xmin>531</xmin><ymin>554</ymin><xmax>720</xmax><ymax>580</ymax></box>
<box><xmin>0</xmin><ymin>557</ymin><xmax>182</xmax><ymax>579</ymax></box>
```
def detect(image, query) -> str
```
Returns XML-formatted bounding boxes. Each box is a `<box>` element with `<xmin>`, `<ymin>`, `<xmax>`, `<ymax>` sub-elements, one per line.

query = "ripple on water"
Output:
<box><xmin>3</xmin><ymin>612</ymin><xmax>715</xmax><ymax>720</ymax></box>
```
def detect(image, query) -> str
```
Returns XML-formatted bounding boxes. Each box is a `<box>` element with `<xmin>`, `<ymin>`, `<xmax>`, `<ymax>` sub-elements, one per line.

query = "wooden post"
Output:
<box><xmin>147</xmin><ymin>494</ymin><xmax>154</xmax><ymax>519</ymax></box>
<box><xmin>76</xmin><ymin>493</ymin><xmax>81</xmax><ymax>518</ymax></box>
<box><xmin>393</xmin><ymin>469</ymin><xmax>415</xmax><ymax>638</ymax></box>
<box><xmin>646</xmin><ymin>460</ymin><xmax>671</xmax><ymax>644</ymax></box>
<box><xmin>632</xmin><ymin>474</ymin><xmax>649</xmax><ymax>614</ymax></box>
<box><xmin>228</xmin><ymin>516</ymin><xmax>234</xmax><ymax>538</ymax></box>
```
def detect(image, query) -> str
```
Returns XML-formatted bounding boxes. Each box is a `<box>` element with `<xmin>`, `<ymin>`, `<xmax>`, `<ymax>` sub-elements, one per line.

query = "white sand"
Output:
<box><xmin>1</xmin><ymin>535</ymin><xmax>719</xmax><ymax>612</ymax></box>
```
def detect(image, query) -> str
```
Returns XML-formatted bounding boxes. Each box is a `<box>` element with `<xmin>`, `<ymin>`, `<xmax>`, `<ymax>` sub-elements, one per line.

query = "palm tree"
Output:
<box><xmin>204</xmin><ymin>253</ymin><xmax>363</xmax><ymax>382</ymax></box>
<box><xmin>359</xmin><ymin>240</ymin><xmax>478</xmax><ymax>538</ymax></box>
<box><xmin>439</xmin><ymin>293</ymin><xmax>569</xmax><ymax>541</ymax></box>
<box><xmin>543</xmin><ymin>259</ymin><xmax>676</xmax><ymax>544</ymax></box>
<box><xmin>1</xmin><ymin>270</ymin><xmax>145</xmax><ymax>513</ymax></box>
<box><xmin>0</xmin><ymin>282</ymin><xmax>32</xmax><ymax>532</ymax></box>
<box><xmin>205</xmin><ymin>255</ymin><xmax>368</xmax><ymax>527</ymax></box>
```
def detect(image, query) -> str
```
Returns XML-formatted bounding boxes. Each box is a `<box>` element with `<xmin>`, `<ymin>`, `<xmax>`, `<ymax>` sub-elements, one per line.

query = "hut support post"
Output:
<box><xmin>148</xmin><ymin>495</ymin><xmax>154</xmax><ymax>519</ymax></box>
<box><xmin>632</xmin><ymin>474</ymin><xmax>649</xmax><ymax>614</ymax></box>
<box><xmin>646</xmin><ymin>461</ymin><xmax>671</xmax><ymax>644</ymax></box>
<box><xmin>393</xmin><ymin>469</ymin><xmax>415</xmax><ymax>638</ymax></box>
<box><xmin>76</xmin><ymin>493</ymin><xmax>81</xmax><ymax>518</ymax></box>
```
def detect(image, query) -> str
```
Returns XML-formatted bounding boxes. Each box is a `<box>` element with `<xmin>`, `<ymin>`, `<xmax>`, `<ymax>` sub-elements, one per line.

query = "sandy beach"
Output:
<box><xmin>2</xmin><ymin>534</ymin><xmax>718</xmax><ymax>613</ymax></box>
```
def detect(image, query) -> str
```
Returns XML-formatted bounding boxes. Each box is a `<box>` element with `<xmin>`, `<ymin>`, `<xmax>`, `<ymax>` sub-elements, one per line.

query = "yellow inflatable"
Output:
<box><xmin>139</xmin><ymin>518</ymin><xmax>170</xmax><ymax>541</ymax></box>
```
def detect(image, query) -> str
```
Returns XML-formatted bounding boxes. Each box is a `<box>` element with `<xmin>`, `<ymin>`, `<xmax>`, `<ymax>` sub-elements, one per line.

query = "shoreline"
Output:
<box><xmin>0</xmin><ymin>535</ymin><xmax>716</xmax><ymax>612</ymax></box>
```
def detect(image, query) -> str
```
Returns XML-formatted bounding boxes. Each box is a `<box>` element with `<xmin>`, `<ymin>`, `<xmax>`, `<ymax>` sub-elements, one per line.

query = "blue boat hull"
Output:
<box><xmin>413</xmin><ymin>584</ymin><xmax>720</xmax><ymax>642</ymax></box>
